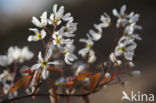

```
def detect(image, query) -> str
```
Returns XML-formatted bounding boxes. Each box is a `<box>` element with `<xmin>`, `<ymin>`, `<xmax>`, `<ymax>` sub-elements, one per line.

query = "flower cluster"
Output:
<box><xmin>0</xmin><ymin>46</ymin><xmax>33</xmax><ymax>99</ymax></box>
<box><xmin>0</xmin><ymin>4</ymin><xmax>142</xmax><ymax>103</ymax></box>
<box><xmin>110</xmin><ymin>5</ymin><xmax>142</xmax><ymax>67</ymax></box>
<box><xmin>79</xmin><ymin>13</ymin><xmax>111</xmax><ymax>64</ymax></box>
<box><xmin>0</xmin><ymin>46</ymin><xmax>34</xmax><ymax>67</ymax></box>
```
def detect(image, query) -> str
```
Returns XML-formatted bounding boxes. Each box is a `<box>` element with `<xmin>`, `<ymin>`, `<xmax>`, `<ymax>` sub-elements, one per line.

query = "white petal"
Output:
<box><xmin>48</xmin><ymin>61</ymin><xmax>59</xmax><ymax>65</ymax></box>
<box><xmin>40</xmin><ymin>11</ymin><xmax>47</xmax><ymax>27</ymax></box>
<box><xmin>45</xmin><ymin>49</ymin><xmax>52</xmax><ymax>61</ymax></box>
<box><xmin>62</xmin><ymin>13</ymin><xmax>73</xmax><ymax>21</ymax></box>
<box><xmin>42</xmin><ymin>67</ymin><xmax>48</xmax><ymax>80</ymax></box>
<box><xmin>56</xmin><ymin>6</ymin><xmax>64</xmax><ymax>19</ymax></box>
<box><xmin>65</xmin><ymin>53</ymin><xmax>77</xmax><ymax>65</ymax></box>
<box><xmin>112</xmin><ymin>9</ymin><xmax>119</xmax><ymax>17</ymax></box>
<box><xmin>29</xmin><ymin>28</ymin><xmax>39</xmax><ymax>34</ymax></box>
<box><xmin>65</xmin><ymin>44</ymin><xmax>75</xmax><ymax>53</ymax></box>
<box><xmin>120</xmin><ymin>5</ymin><xmax>126</xmax><ymax>15</ymax></box>
<box><xmin>109</xmin><ymin>53</ymin><xmax>116</xmax><ymax>63</ymax></box>
<box><xmin>48</xmin><ymin>14</ymin><xmax>54</xmax><ymax>25</ymax></box>
<box><xmin>32</xmin><ymin>64</ymin><xmax>41</xmax><ymax>70</ymax></box>
<box><xmin>41</xmin><ymin>29</ymin><xmax>46</xmax><ymax>39</ymax></box>
<box><xmin>32</xmin><ymin>16</ymin><xmax>40</xmax><ymax>27</ymax></box>
<box><xmin>78</xmin><ymin>48</ymin><xmax>89</xmax><ymax>56</ymax></box>
<box><xmin>63</xmin><ymin>33</ymin><xmax>75</xmax><ymax>37</ymax></box>
<box><xmin>64</xmin><ymin>55</ymin><xmax>72</xmax><ymax>65</ymax></box>
<box><xmin>38</xmin><ymin>51</ymin><xmax>43</xmax><ymax>62</ymax></box>
<box><xmin>79</xmin><ymin>39</ymin><xmax>88</xmax><ymax>43</ymax></box>
<box><xmin>94</xmin><ymin>24</ymin><xmax>102</xmax><ymax>32</ymax></box>
<box><xmin>28</xmin><ymin>35</ymin><xmax>38</xmax><ymax>42</ymax></box>
<box><xmin>124</xmin><ymin>52</ymin><xmax>134</xmax><ymax>61</ymax></box>
<box><xmin>61</xmin><ymin>39</ymin><xmax>73</xmax><ymax>45</ymax></box>
<box><xmin>53</xmin><ymin>4</ymin><xmax>57</xmax><ymax>14</ymax></box>
<box><xmin>88</xmin><ymin>54</ymin><xmax>96</xmax><ymax>63</ymax></box>
<box><xmin>89</xmin><ymin>30</ymin><xmax>101</xmax><ymax>41</ymax></box>
<box><xmin>50</xmin><ymin>13</ymin><xmax>54</xmax><ymax>20</ymax></box>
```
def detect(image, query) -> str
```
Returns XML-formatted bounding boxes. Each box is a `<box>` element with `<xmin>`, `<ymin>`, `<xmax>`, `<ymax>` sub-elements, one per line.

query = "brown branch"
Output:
<box><xmin>1</xmin><ymin>81</ymin><xmax>109</xmax><ymax>103</ymax></box>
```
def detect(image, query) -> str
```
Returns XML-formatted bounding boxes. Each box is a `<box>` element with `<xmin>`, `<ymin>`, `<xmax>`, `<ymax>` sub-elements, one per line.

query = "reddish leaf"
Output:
<box><xmin>75</xmin><ymin>72</ymin><xmax>92</xmax><ymax>81</ymax></box>
<box><xmin>22</xmin><ymin>69</ymin><xmax>31</xmax><ymax>73</ymax></box>
<box><xmin>47</xmin><ymin>79</ymin><xmax>57</xmax><ymax>103</ymax></box>
<box><xmin>10</xmin><ymin>76</ymin><xmax>27</xmax><ymax>93</ymax></box>
<box><xmin>83</xmin><ymin>96</ymin><xmax>90</xmax><ymax>103</ymax></box>
<box><xmin>65</xmin><ymin>81</ymin><xmax>74</xmax><ymax>87</ymax></box>
<box><xmin>24</xmin><ymin>75</ymin><xmax>33</xmax><ymax>90</ymax></box>
<box><xmin>89</xmin><ymin>73</ymin><xmax>101</xmax><ymax>93</ymax></box>
<box><xmin>47</xmin><ymin>67</ymin><xmax>63</xmax><ymax>72</ymax></box>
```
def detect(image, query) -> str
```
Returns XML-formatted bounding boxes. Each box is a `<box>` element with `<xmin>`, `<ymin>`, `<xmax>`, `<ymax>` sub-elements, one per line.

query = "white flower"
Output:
<box><xmin>7</xmin><ymin>46</ymin><xmax>33</xmax><ymax>63</ymax></box>
<box><xmin>79</xmin><ymin>38</ymin><xmax>94</xmax><ymax>57</ymax></box>
<box><xmin>19</xmin><ymin>46</ymin><xmax>34</xmax><ymax>63</ymax></box>
<box><xmin>88</xmin><ymin>22</ymin><xmax>107</xmax><ymax>41</ymax></box>
<box><xmin>88</xmin><ymin>28</ymin><xmax>102</xmax><ymax>41</ymax></box>
<box><xmin>115</xmin><ymin>36</ymin><xmax>137</xmax><ymax>61</ymax></box>
<box><xmin>3</xmin><ymin>84</ymin><xmax>18</xmax><ymax>98</ymax></box>
<box><xmin>32</xmin><ymin>11</ymin><xmax>47</xmax><ymax>27</ymax></box>
<box><xmin>128</xmin><ymin>13</ymin><xmax>140</xmax><ymax>24</ymax></box>
<box><xmin>64</xmin><ymin>44</ymin><xmax>77</xmax><ymax>65</ymax></box>
<box><xmin>60</xmin><ymin>20</ymin><xmax>77</xmax><ymax>37</ymax></box>
<box><xmin>88</xmin><ymin>51</ymin><xmax>96</xmax><ymax>64</ymax></box>
<box><xmin>32</xmin><ymin>49</ymin><xmax>59</xmax><ymax>79</ymax></box>
<box><xmin>62</xmin><ymin>13</ymin><xmax>73</xmax><ymax>21</ymax></box>
<box><xmin>79</xmin><ymin>38</ymin><xmax>97</xmax><ymax>63</ymax></box>
<box><xmin>52</xmin><ymin>31</ymin><xmax>73</xmax><ymax>47</ymax></box>
<box><xmin>113</xmin><ymin>5</ymin><xmax>127</xmax><ymax>27</ymax></box>
<box><xmin>124</xmin><ymin>23</ymin><xmax>142</xmax><ymax>40</ymax></box>
<box><xmin>100</xmin><ymin>13</ymin><xmax>111</xmax><ymax>28</ymax></box>
<box><xmin>0</xmin><ymin>70</ymin><xmax>13</xmax><ymax>84</ymax></box>
<box><xmin>8</xmin><ymin>46</ymin><xmax>21</xmax><ymax>61</ymax></box>
<box><xmin>0</xmin><ymin>55</ymin><xmax>13</xmax><ymax>67</ymax></box>
<box><xmin>72</xmin><ymin>61</ymin><xmax>86</xmax><ymax>75</ymax></box>
<box><xmin>109</xmin><ymin>53</ymin><xmax>122</xmax><ymax>66</ymax></box>
<box><xmin>28</xmin><ymin>28</ymin><xmax>46</xmax><ymax>42</ymax></box>
<box><xmin>48</xmin><ymin>4</ymin><xmax>64</xmax><ymax>26</ymax></box>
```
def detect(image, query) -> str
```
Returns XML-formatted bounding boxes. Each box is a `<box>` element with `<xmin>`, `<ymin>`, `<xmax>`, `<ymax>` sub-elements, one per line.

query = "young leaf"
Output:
<box><xmin>65</xmin><ymin>81</ymin><xmax>74</xmax><ymax>87</ymax></box>
<box><xmin>89</xmin><ymin>73</ymin><xmax>101</xmax><ymax>93</ymax></box>
<box><xmin>10</xmin><ymin>76</ymin><xmax>27</xmax><ymax>94</ymax></box>
<box><xmin>24</xmin><ymin>75</ymin><xmax>33</xmax><ymax>90</ymax></box>
<box><xmin>22</xmin><ymin>68</ymin><xmax>32</xmax><ymax>73</ymax></box>
<box><xmin>47</xmin><ymin>66</ymin><xmax>63</xmax><ymax>72</ymax></box>
<box><xmin>75</xmin><ymin>72</ymin><xmax>92</xmax><ymax>81</ymax></box>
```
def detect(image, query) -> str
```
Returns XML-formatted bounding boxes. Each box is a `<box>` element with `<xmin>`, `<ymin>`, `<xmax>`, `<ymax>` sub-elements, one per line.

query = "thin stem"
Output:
<box><xmin>45</xmin><ymin>25</ymin><xmax>57</xmax><ymax>57</ymax></box>
<box><xmin>11</xmin><ymin>61</ymin><xmax>18</xmax><ymax>85</ymax></box>
<box><xmin>111</xmin><ymin>28</ymin><xmax>121</xmax><ymax>52</ymax></box>
<box><xmin>44</xmin><ymin>27</ymin><xmax>51</xmax><ymax>36</ymax></box>
<box><xmin>41</xmin><ymin>39</ymin><xmax>47</xmax><ymax>51</ymax></box>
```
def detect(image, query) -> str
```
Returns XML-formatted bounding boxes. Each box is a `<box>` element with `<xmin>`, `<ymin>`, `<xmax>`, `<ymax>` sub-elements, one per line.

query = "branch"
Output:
<box><xmin>1</xmin><ymin>82</ymin><xmax>107</xmax><ymax>103</ymax></box>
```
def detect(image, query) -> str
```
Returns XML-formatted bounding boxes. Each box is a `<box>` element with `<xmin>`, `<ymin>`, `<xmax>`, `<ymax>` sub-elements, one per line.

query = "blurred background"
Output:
<box><xmin>0</xmin><ymin>0</ymin><xmax>156</xmax><ymax>103</ymax></box>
